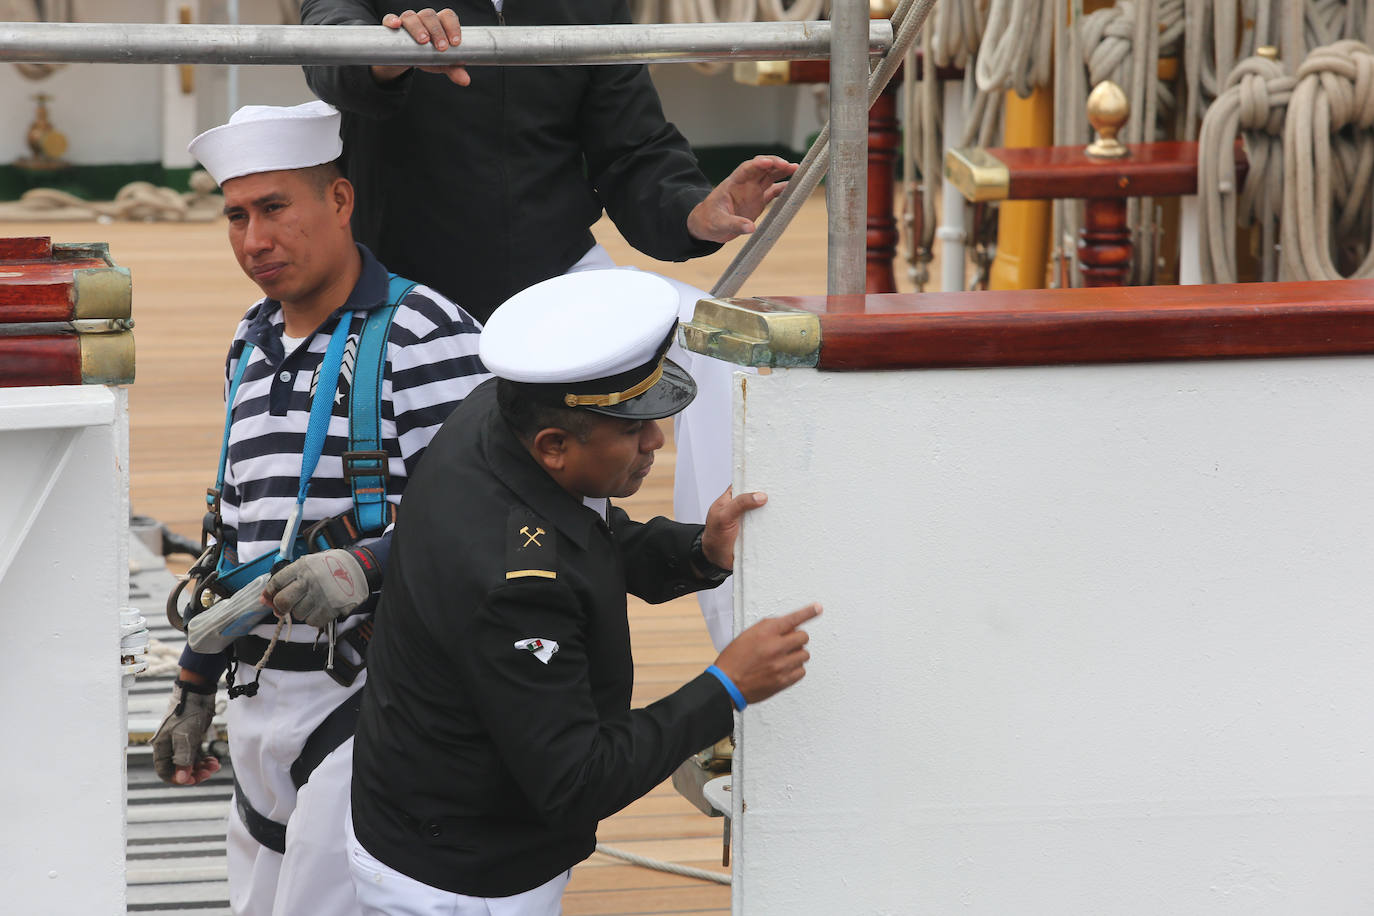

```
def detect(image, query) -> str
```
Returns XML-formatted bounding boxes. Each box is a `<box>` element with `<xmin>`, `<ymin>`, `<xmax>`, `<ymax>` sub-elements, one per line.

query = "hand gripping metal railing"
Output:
<box><xmin>0</xmin><ymin>20</ymin><xmax>891</xmax><ymax>67</ymax></box>
<box><xmin>0</xmin><ymin>12</ymin><xmax>911</xmax><ymax>297</ymax></box>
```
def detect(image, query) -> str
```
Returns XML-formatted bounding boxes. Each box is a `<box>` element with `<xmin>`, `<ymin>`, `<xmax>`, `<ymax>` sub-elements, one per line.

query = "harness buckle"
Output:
<box><xmin>304</xmin><ymin>513</ymin><xmax>359</xmax><ymax>552</ymax></box>
<box><xmin>325</xmin><ymin>621</ymin><xmax>372</xmax><ymax>689</ymax></box>
<box><xmin>341</xmin><ymin>450</ymin><xmax>389</xmax><ymax>481</ymax></box>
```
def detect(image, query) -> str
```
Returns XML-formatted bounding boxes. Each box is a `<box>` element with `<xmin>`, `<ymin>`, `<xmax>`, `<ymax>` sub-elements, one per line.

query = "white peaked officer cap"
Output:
<box><xmin>187</xmin><ymin>100</ymin><xmax>343</xmax><ymax>186</ymax></box>
<box><xmin>480</xmin><ymin>269</ymin><xmax>698</xmax><ymax>420</ymax></box>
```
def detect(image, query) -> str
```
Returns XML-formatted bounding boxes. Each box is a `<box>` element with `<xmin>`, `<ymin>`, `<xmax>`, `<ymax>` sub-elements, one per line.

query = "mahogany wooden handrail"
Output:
<box><xmin>681</xmin><ymin>278</ymin><xmax>1374</xmax><ymax>371</ymax></box>
<box><xmin>946</xmin><ymin>141</ymin><xmax>1249</xmax><ymax>287</ymax></box>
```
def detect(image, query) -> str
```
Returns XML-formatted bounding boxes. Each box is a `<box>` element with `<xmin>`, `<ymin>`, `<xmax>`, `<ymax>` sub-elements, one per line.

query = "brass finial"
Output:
<box><xmin>1085</xmin><ymin>80</ymin><xmax>1130</xmax><ymax>159</ymax></box>
<box><xmin>1256</xmin><ymin>45</ymin><xmax>1279</xmax><ymax>61</ymax></box>
<box><xmin>870</xmin><ymin>0</ymin><xmax>898</xmax><ymax>16</ymax></box>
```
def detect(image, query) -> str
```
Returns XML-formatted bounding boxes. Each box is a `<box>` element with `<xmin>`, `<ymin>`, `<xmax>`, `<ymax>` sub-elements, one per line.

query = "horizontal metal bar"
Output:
<box><xmin>0</xmin><ymin>21</ymin><xmax>893</xmax><ymax>67</ymax></box>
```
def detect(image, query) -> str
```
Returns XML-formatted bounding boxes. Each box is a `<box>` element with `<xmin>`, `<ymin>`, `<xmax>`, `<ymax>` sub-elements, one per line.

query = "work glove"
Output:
<box><xmin>262</xmin><ymin>547</ymin><xmax>379</xmax><ymax>630</ymax></box>
<box><xmin>151</xmin><ymin>679</ymin><xmax>218</xmax><ymax>785</ymax></box>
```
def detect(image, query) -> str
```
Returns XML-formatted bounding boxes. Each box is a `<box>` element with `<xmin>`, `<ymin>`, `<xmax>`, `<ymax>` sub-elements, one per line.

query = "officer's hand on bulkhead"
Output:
<box><xmin>700</xmin><ymin>487</ymin><xmax>768</xmax><ymax>572</ymax></box>
<box><xmin>151</xmin><ymin>677</ymin><xmax>221</xmax><ymax>786</ymax></box>
<box><xmin>712</xmin><ymin>603</ymin><xmax>821</xmax><ymax>704</ymax></box>
<box><xmin>262</xmin><ymin>548</ymin><xmax>368</xmax><ymax>630</ymax></box>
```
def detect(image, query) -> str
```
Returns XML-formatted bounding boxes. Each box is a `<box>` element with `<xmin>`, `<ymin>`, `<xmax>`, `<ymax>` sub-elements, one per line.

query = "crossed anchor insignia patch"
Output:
<box><xmin>506</xmin><ymin>508</ymin><xmax>557</xmax><ymax>581</ymax></box>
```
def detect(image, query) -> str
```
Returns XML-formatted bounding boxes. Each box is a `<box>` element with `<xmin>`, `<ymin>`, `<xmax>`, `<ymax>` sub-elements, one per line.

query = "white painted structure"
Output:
<box><xmin>731</xmin><ymin>358</ymin><xmax>1374</xmax><ymax>914</ymax></box>
<box><xmin>0</xmin><ymin>385</ymin><xmax>131</xmax><ymax>913</ymax></box>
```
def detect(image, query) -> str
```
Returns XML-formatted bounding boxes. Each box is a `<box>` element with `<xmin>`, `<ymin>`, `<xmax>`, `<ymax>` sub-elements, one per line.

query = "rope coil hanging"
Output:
<box><xmin>1196</xmin><ymin>54</ymin><xmax>1293</xmax><ymax>284</ymax></box>
<box><xmin>1279</xmin><ymin>39</ymin><xmax>1374</xmax><ymax>281</ymax></box>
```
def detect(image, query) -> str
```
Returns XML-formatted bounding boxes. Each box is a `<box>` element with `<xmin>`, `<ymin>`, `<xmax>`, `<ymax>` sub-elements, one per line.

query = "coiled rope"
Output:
<box><xmin>1196</xmin><ymin>54</ymin><xmax>1292</xmax><ymax>284</ymax></box>
<box><xmin>1197</xmin><ymin>40</ymin><xmax>1374</xmax><ymax>284</ymax></box>
<box><xmin>1279</xmin><ymin>39</ymin><xmax>1374</xmax><ymax>281</ymax></box>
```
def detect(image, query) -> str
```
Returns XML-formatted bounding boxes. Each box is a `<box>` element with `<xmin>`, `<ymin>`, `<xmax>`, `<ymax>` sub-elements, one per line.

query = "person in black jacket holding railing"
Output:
<box><xmin>299</xmin><ymin>1</ymin><xmax>796</xmax><ymax>323</ymax></box>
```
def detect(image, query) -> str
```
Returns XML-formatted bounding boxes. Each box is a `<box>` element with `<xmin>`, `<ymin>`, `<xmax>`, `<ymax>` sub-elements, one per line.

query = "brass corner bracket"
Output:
<box><xmin>680</xmin><ymin>298</ymin><xmax>821</xmax><ymax>368</ymax></box>
<box><xmin>944</xmin><ymin>147</ymin><xmax>1010</xmax><ymax>203</ymax></box>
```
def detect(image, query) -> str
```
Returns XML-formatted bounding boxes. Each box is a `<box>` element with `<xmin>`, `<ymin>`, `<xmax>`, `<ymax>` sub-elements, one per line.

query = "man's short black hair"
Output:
<box><xmin>301</xmin><ymin>159</ymin><xmax>345</xmax><ymax>197</ymax></box>
<box><xmin>497</xmin><ymin>378</ymin><xmax>599</xmax><ymax>443</ymax></box>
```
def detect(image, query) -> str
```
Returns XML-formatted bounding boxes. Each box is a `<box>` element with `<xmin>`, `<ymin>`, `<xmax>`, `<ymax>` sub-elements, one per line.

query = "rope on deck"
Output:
<box><xmin>595</xmin><ymin>843</ymin><xmax>731</xmax><ymax>885</ymax></box>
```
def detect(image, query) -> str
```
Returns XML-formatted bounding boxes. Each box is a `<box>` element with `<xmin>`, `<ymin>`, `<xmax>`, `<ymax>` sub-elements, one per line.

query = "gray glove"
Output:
<box><xmin>263</xmin><ymin>548</ymin><xmax>375</xmax><ymax>629</ymax></box>
<box><xmin>151</xmin><ymin>680</ymin><xmax>217</xmax><ymax>784</ymax></box>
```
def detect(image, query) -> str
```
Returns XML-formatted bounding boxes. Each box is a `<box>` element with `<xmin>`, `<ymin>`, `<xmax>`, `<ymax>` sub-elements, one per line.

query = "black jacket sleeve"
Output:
<box><xmin>459</xmin><ymin>578</ymin><xmax>733</xmax><ymax>830</ymax></box>
<box><xmin>300</xmin><ymin>0</ymin><xmax>414</xmax><ymax>119</ymax></box>
<box><xmin>576</xmin><ymin>3</ymin><xmax>720</xmax><ymax>262</ymax></box>
<box><xmin>609</xmin><ymin>509</ymin><xmax>717</xmax><ymax>604</ymax></box>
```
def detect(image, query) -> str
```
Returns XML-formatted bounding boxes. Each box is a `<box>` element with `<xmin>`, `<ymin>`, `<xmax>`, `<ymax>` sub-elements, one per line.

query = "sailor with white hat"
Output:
<box><xmin>345</xmin><ymin>269</ymin><xmax>819</xmax><ymax>915</ymax></box>
<box><xmin>153</xmin><ymin>100</ymin><xmax>488</xmax><ymax>916</ymax></box>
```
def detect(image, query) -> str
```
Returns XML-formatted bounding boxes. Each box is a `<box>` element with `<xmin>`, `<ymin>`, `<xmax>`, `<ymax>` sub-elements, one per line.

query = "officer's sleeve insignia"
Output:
<box><xmin>506</xmin><ymin>508</ymin><xmax>557</xmax><ymax>580</ymax></box>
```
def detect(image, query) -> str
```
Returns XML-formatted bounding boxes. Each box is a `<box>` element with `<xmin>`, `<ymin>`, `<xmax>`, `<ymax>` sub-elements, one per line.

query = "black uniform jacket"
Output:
<box><xmin>300</xmin><ymin>0</ymin><xmax>721</xmax><ymax>322</ymax></box>
<box><xmin>351</xmin><ymin>380</ymin><xmax>733</xmax><ymax>897</ymax></box>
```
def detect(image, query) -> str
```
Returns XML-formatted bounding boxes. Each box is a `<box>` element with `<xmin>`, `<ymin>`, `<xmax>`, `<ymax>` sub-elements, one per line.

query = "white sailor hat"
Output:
<box><xmin>187</xmin><ymin>100</ymin><xmax>343</xmax><ymax>186</ymax></box>
<box><xmin>480</xmin><ymin>269</ymin><xmax>697</xmax><ymax>420</ymax></box>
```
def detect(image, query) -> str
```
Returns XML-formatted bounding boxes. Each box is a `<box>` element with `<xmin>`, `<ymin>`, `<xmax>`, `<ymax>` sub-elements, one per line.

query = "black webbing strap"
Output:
<box><xmin>232</xmin><ymin>687</ymin><xmax>367</xmax><ymax>853</ymax></box>
<box><xmin>233</xmin><ymin>774</ymin><xmax>286</xmax><ymax>854</ymax></box>
<box><xmin>289</xmin><ymin>686</ymin><xmax>366</xmax><ymax>791</ymax></box>
<box><xmin>233</xmin><ymin>635</ymin><xmax>330</xmax><ymax>672</ymax></box>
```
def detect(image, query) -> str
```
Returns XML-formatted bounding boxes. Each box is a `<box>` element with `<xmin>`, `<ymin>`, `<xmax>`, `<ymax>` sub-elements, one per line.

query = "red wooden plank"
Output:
<box><xmin>756</xmin><ymin>279</ymin><xmax>1374</xmax><ymax>370</ymax></box>
<box><xmin>0</xmin><ymin>257</ymin><xmax>115</xmax><ymax>321</ymax></box>
<box><xmin>987</xmin><ymin>140</ymin><xmax>1244</xmax><ymax>200</ymax></box>
<box><xmin>0</xmin><ymin>237</ymin><xmax>53</xmax><ymax>260</ymax></box>
<box><xmin>0</xmin><ymin>335</ymin><xmax>82</xmax><ymax>387</ymax></box>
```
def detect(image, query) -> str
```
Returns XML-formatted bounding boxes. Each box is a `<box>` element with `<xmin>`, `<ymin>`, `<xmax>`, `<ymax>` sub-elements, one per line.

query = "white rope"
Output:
<box><xmin>1279</xmin><ymin>39</ymin><xmax>1374</xmax><ymax>281</ymax></box>
<box><xmin>0</xmin><ymin>174</ymin><xmax>222</xmax><ymax>222</ymax></box>
<box><xmin>594</xmin><ymin>843</ymin><xmax>731</xmax><ymax>884</ymax></box>
<box><xmin>1196</xmin><ymin>54</ymin><xmax>1293</xmax><ymax>283</ymax></box>
<box><xmin>144</xmin><ymin>638</ymin><xmax>184</xmax><ymax>679</ymax></box>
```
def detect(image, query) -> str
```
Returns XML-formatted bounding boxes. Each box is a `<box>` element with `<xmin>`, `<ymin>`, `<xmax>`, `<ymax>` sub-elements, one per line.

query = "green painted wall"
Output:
<box><xmin>0</xmin><ymin>163</ymin><xmax>196</xmax><ymax>202</ymax></box>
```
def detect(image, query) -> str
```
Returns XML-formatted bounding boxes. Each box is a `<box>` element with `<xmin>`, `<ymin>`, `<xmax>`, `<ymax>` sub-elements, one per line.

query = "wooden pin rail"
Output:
<box><xmin>0</xmin><ymin>236</ymin><xmax>135</xmax><ymax>386</ymax></box>
<box><xmin>945</xmin><ymin>141</ymin><xmax>1249</xmax><ymax>287</ymax></box>
<box><xmin>682</xmin><ymin>278</ymin><xmax>1374</xmax><ymax>370</ymax></box>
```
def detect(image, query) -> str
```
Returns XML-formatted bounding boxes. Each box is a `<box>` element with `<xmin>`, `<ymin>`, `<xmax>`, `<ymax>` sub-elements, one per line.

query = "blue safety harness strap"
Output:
<box><xmin>346</xmin><ymin>275</ymin><xmax>414</xmax><ymax>536</ymax></box>
<box><xmin>208</xmin><ymin>276</ymin><xmax>415</xmax><ymax>591</ymax></box>
<box><xmin>213</xmin><ymin>311</ymin><xmax>354</xmax><ymax>587</ymax></box>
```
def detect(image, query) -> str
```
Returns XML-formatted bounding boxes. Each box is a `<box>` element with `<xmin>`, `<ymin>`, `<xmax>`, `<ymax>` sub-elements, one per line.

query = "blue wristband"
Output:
<box><xmin>705</xmin><ymin>665</ymin><xmax>747</xmax><ymax>712</ymax></box>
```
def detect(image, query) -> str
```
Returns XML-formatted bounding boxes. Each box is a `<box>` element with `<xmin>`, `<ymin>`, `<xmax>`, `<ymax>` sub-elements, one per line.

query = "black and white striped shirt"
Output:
<box><xmin>182</xmin><ymin>247</ymin><xmax>488</xmax><ymax>672</ymax></box>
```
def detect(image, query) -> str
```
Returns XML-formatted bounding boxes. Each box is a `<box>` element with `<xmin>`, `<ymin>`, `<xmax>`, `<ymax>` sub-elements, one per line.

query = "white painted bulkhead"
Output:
<box><xmin>731</xmin><ymin>358</ymin><xmax>1374</xmax><ymax>913</ymax></box>
<box><xmin>0</xmin><ymin>385</ymin><xmax>130</xmax><ymax>913</ymax></box>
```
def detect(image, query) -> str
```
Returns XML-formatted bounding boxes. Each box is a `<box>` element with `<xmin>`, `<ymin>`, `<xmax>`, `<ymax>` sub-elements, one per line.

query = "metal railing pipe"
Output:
<box><xmin>0</xmin><ymin>20</ymin><xmax>893</xmax><ymax>67</ymax></box>
<box><xmin>827</xmin><ymin>0</ymin><xmax>871</xmax><ymax>296</ymax></box>
<box><xmin>711</xmin><ymin>0</ymin><xmax>936</xmax><ymax>299</ymax></box>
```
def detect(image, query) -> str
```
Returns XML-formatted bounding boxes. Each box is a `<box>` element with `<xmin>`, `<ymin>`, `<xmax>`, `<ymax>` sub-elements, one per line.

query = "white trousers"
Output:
<box><xmin>568</xmin><ymin>245</ymin><xmax>739</xmax><ymax>649</ymax></box>
<box><xmin>225</xmin><ymin>666</ymin><xmax>366</xmax><ymax>916</ymax></box>
<box><xmin>346</xmin><ymin>807</ymin><xmax>570</xmax><ymax>915</ymax></box>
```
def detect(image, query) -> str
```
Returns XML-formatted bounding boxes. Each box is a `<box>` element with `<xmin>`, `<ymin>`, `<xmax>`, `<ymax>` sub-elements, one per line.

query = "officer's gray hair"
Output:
<box><xmin>496</xmin><ymin>378</ymin><xmax>598</xmax><ymax>443</ymax></box>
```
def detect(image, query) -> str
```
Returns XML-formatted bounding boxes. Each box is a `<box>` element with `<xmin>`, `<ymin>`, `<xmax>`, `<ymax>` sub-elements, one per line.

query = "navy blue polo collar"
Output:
<box><xmin>240</xmin><ymin>243</ymin><xmax>389</xmax><ymax>361</ymax></box>
<box><xmin>480</xmin><ymin>385</ymin><xmax>600</xmax><ymax>552</ymax></box>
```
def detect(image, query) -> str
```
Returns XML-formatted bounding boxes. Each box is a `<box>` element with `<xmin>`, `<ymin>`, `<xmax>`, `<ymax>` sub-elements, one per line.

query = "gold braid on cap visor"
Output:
<box><xmin>563</xmin><ymin>362</ymin><xmax>664</xmax><ymax>408</ymax></box>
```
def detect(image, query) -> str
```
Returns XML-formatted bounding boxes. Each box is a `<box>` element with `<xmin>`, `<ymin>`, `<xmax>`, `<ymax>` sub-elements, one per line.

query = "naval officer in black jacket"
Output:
<box><xmin>347</xmin><ymin>269</ymin><xmax>819</xmax><ymax>912</ymax></box>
